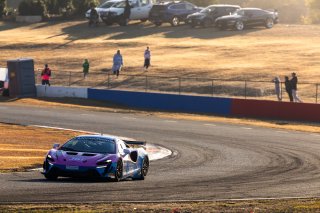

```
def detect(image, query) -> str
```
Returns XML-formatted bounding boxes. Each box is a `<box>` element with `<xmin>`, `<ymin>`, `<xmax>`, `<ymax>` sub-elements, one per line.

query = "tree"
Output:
<box><xmin>0</xmin><ymin>0</ymin><xmax>6</xmax><ymax>18</ymax></box>
<box><xmin>305</xmin><ymin>0</ymin><xmax>320</xmax><ymax>23</ymax></box>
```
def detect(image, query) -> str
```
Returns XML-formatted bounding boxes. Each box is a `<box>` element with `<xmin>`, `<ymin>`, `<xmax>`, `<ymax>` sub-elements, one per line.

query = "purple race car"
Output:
<box><xmin>42</xmin><ymin>135</ymin><xmax>149</xmax><ymax>181</ymax></box>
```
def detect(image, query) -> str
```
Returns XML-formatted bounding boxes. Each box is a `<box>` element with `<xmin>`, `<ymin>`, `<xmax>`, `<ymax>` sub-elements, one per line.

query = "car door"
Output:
<box><xmin>169</xmin><ymin>3</ymin><xmax>185</xmax><ymax>19</ymax></box>
<box><xmin>139</xmin><ymin>0</ymin><xmax>153</xmax><ymax>19</ymax></box>
<box><xmin>243</xmin><ymin>10</ymin><xmax>255</xmax><ymax>26</ymax></box>
<box><xmin>130</xmin><ymin>0</ymin><xmax>141</xmax><ymax>20</ymax></box>
<box><xmin>117</xmin><ymin>140</ymin><xmax>131</xmax><ymax>176</ymax></box>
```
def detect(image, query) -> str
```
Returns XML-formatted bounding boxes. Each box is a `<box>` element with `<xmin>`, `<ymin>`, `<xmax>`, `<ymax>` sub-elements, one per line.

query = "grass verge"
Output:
<box><xmin>1</xmin><ymin>199</ymin><xmax>320</xmax><ymax>212</ymax></box>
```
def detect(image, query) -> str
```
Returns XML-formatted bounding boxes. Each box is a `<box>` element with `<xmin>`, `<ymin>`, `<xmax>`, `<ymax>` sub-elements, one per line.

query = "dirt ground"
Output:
<box><xmin>1</xmin><ymin>21</ymin><xmax>320</xmax><ymax>82</ymax></box>
<box><xmin>0</xmin><ymin>123</ymin><xmax>80</xmax><ymax>172</ymax></box>
<box><xmin>1</xmin><ymin>199</ymin><xmax>320</xmax><ymax>212</ymax></box>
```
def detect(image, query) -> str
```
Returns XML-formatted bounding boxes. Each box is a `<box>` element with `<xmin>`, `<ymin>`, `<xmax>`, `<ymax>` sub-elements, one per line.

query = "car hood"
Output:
<box><xmin>216</xmin><ymin>14</ymin><xmax>241</xmax><ymax>21</ymax></box>
<box><xmin>48</xmin><ymin>149</ymin><xmax>118</xmax><ymax>167</ymax></box>
<box><xmin>188</xmin><ymin>12</ymin><xmax>205</xmax><ymax>18</ymax></box>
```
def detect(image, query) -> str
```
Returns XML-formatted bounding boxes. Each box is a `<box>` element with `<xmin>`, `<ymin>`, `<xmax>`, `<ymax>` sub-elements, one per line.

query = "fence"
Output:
<box><xmin>35</xmin><ymin>71</ymin><xmax>320</xmax><ymax>104</ymax></box>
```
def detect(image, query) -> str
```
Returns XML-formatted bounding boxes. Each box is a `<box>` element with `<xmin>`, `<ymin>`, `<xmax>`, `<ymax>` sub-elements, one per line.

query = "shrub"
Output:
<box><xmin>0</xmin><ymin>0</ymin><xmax>6</xmax><ymax>18</ymax></box>
<box><xmin>18</xmin><ymin>0</ymin><xmax>47</xmax><ymax>16</ymax></box>
<box><xmin>72</xmin><ymin>0</ymin><xmax>99</xmax><ymax>16</ymax></box>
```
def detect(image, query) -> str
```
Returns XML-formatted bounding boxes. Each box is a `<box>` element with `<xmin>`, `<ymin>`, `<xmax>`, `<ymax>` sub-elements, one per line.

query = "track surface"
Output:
<box><xmin>0</xmin><ymin>104</ymin><xmax>320</xmax><ymax>202</ymax></box>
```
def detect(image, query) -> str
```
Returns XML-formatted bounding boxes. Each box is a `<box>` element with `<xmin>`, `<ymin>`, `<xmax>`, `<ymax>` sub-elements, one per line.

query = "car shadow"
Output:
<box><xmin>13</xmin><ymin>176</ymin><xmax>133</xmax><ymax>183</ymax></box>
<box><xmin>60</xmin><ymin>20</ymin><xmax>265</xmax><ymax>42</ymax></box>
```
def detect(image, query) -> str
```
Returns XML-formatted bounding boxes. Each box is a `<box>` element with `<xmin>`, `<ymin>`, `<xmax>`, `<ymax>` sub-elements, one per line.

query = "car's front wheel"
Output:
<box><xmin>235</xmin><ymin>20</ymin><xmax>244</xmax><ymax>31</ymax></box>
<box><xmin>114</xmin><ymin>160</ymin><xmax>123</xmax><ymax>182</ymax></box>
<box><xmin>265</xmin><ymin>18</ymin><xmax>274</xmax><ymax>29</ymax></box>
<box><xmin>170</xmin><ymin>16</ymin><xmax>180</xmax><ymax>27</ymax></box>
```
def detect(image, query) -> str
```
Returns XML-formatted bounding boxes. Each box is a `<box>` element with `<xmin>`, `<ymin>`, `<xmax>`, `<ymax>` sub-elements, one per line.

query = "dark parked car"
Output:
<box><xmin>186</xmin><ymin>4</ymin><xmax>240</xmax><ymax>28</ymax></box>
<box><xmin>149</xmin><ymin>1</ymin><xmax>201</xmax><ymax>26</ymax></box>
<box><xmin>215</xmin><ymin>8</ymin><xmax>279</xmax><ymax>31</ymax></box>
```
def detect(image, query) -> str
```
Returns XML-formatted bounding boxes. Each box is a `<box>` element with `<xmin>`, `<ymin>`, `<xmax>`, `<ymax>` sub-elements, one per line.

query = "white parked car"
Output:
<box><xmin>85</xmin><ymin>0</ymin><xmax>122</xmax><ymax>22</ymax></box>
<box><xmin>100</xmin><ymin>0</ymin><xmax>154</xmax><ymax>26</ymax></box>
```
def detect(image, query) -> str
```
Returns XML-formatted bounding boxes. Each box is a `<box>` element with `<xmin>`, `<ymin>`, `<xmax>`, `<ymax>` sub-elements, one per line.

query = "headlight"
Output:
<box><xmin>96</xmin><ymin>159</ymin><xmax>112</xmax><ymax>166</ymax></box>
<box><xmin>46</xmin><ymin>154</ymin><xmax>54</xmax><ymax>162</ymax></box>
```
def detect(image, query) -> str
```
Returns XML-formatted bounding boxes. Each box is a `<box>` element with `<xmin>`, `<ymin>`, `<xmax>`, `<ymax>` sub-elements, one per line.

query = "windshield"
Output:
<box><xmin>200</xmin><ymin>7</ymin><xmax>214</xmax><ymax>14</ymax></box>
<box><xmin>232</xmin><ymin>9</ymin><xmax>244</xmax><ymax>16</ymax></box>
<box><xmin>60</xmin><ymin>137</ymin><xmax>116</xmax><ymax>154</ymax></box>
<box><xmin>113</xmin><ymin>1</ymin><xmax>126</xmax><ymax>8</ymax></box>
<box><xmin>99</xmin><ymin>1</ymin><xmax>117</xmax><ymax>8</ymax></box>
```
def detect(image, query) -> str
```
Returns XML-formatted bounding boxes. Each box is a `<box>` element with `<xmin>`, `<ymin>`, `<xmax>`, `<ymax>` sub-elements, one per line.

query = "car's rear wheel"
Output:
<box><xmin>134</xmin><ymin>157</ymin><xmax>149</xmax><ymax>180</ymax></box>
<box><xmin>114</xmin><ymin>160</ymin><xmax>123</xmax><ymax>182</ymax></box>
<box><xmin>202</xmin><ymin>18</ymin><xmax>211</xmax><ymax>28</ymax></box>
<box><xmin>170</xmin><ymin>16</ymin><xmax>180</xmax><ymax>27</ymax></box>
<box><xmin>154</xmin><ymin>21</ymin><xmax>162</xmax><ymax>26</ymax></box>
<box><xmin>235</xmin><ymin>20</ymin><xmax>244</xmax><ymax>31</ymax></box>
<box><xmin>265</xmin><ymin>18</ymin><xmax>274</xmax><ymax>29</ymax></box>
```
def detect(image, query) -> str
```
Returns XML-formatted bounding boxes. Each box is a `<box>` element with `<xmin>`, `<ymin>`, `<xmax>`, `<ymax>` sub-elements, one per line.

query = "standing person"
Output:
<box><xmin>284</xmin><ymin>76</ymin><xmax>293</xmax><ymax>102</ymax></box>
<box><xmin>89</xmin><ymin>5</ymin><xmax>99</xmax><ymax>27</ymax></box>
<box><xmin>41</xmin><ymin>64</ymin><xmax>51</xmax><ymax>86</ymax></box>
<box><xmin>82</xmin><ymin>59</ymin><xmax>90</xmax><ymax>78</ymax></box>
<box><xmin>122</xmin><ymin>0</ymin><xmax>131</xmax><ymax>25</ymax></box>
<box><xmin>144</xmin><ymin>46</ymin><xmax>151</xmax><ymax>71</ymax></box>
<box><xmin>290</xmin><ymin>72</ymin><xmax>302</xmax><ymax>103</ymax></box>
<box><xmin>272</xmin><ymin>76</ymin><xmax>282</xmax><ymax>101</ymax></box>
<box><xmin>112</xmin><ymin>50</ymin><xmax>123</xmax><ymax>77</ymax></box>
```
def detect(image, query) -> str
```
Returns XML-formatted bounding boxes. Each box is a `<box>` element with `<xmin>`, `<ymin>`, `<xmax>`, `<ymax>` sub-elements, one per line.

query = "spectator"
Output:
<box><xmin>82</xmin><ymin>59</ymin><xmax>90</xmax><ymax>78</ymax></box>
<box><xmin>89</xmin><ymin>5</ymin><xmax>99</xmax><ymax>27</ymax></box>
<box><xmin>123</xmin><ymin>0</ymin><xmax>131</xmax><ymax>23</ymax></box>
<box><xmin>272</xmin><ymin>76</ymin><xmax>282</xmax><ymax>101</ymax></box>
<box><xmin>41</xmin><ymin>64</ymin><xmax>51</xmax><ymax>86</ymax></box>
<box><xmin>112</xmin><ymin>50</ymin><xmax>123</xmax><ymax>77</ymax></box>
<box><xmin>290</xmin><ymin>72</ymin><xmax>302</xmax><ymax>103</ymax></box>
<box><xmin>284</xmin><ymin>76</ymin><xmax>293</xmax><ymax>102</ymax></box>
<box><xmin>144</xmin><ymin>46</ymin><xmax>151</xmax><ymax>71</ymax></box>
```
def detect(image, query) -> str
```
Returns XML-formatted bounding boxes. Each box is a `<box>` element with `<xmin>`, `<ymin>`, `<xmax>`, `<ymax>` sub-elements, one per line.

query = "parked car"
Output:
<box><xmin>100</xmin><ymin>0</ymin><xmax>153</xmax><ymax>26</ymax></box>
<box><xmin>149</xmin><ymin>1</ymin><xmax>201</xmax><ymax>27</ymax></box>
<box><xmin>215</xmin><ymin>8</ymin><xmax>279</xmax><ymax>31</ymax></box>
<box><xmin>186</xmin><ymin>4</ymin><xmax>240</xmax><ymax>28</ymax></box>
<box><xmin>42</xmin><ymin>135</ymin><xmax>149</xmax><ymax>181</ymax></box>
<box><xmin>85</xmin><ymin>0</ymin><xmax>122</xmax><ymax>22</ymax></box>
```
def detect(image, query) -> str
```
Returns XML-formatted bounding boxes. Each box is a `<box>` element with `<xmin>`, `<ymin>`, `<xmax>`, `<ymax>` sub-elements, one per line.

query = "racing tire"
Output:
<box><xmin>265</xmin><ymin>18</ymin><xmax>274</xmax><ymax>29</ymax></box>
<box><xmin>44</xmin><ymin>172</ymin><xmax>58</xmax><ymax>181</ymax></box>
<box><xmin>235</xmin><ymin>20</ymin><xmax>244</xmax><ymax>31</ymax></box>
<box><xmin>202</xmin><ymin>19</ymin><xmax>211</xmax><ymax>28</ymax></box>
<box><xmin>154</xmin><ymin>21</ymin><xmax>162</xmax><ymax>26</ymax></box>
<box><xmin>113</xmin><ymin>160</ymin><xmax>123</xmax><ymax>182</ymax></box>
<box><xmin>170</xmin><ymin>16</ymin><xmax>180</xmax><ymax>27</ymax></box>
<box><xmin>134</xmin><ymin>157</ymin><xmax>149</xmax><ymax>180</ymax></box>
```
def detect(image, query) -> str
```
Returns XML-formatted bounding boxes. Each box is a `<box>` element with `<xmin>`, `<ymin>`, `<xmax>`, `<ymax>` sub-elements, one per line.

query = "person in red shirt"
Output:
<box><xmin>41</xmin><ymin>64</ymin><xmax>51</xmax><ymax>86</ymax></box>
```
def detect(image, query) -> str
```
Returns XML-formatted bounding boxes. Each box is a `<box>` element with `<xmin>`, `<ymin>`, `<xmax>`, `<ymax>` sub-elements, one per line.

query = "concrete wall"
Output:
<box><xmin>36</xmin><ymin>85</ymin><xmax>88</xmax><ymax>99</ymax></box>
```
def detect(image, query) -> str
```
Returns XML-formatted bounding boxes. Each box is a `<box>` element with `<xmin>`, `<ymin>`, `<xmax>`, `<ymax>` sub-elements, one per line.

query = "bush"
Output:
<box><xmin>18</xmin><ymin>0</ymin><xmax>47</xmax><ymax>16</ymax></box>
<box><xmin>0</xmin><ymin>0</ymin><xmax>6</xmax><ymax>18</ymax></box>
<box><xmin>72</xmin><ymin>0</ymin><xmax>99</xmax><ymax>16</ymax></box>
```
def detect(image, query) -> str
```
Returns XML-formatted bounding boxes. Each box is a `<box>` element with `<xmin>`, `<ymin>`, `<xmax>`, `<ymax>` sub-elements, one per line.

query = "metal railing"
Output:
<box><xmin>35</xmin><ymin>71</ymin><xmax>320</xmax><ymax>104</ymax></box>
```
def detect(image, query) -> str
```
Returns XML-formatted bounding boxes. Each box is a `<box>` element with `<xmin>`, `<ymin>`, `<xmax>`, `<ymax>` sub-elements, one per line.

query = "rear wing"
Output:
<box><xmin>123</xmin><ymin>140</ymin><xmax>147</xmax><ymax>149</ymax></box>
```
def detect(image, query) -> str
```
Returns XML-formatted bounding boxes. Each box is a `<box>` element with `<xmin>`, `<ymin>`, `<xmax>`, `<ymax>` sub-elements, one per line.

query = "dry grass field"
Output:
<box><xmin>0</xmin><ymin>123</ymin><xmax>79</xmax><ymax>172</ymax></box>
<box><xmin>1</xmin><ymin>20</ymin><xmax>320</xmax><ymax>101</ymax></box>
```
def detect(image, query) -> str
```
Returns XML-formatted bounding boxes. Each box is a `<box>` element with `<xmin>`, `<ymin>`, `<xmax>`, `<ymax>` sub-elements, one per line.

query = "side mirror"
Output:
<box><xmin>53</xmin><ymin>143</ymin><xmax>60</xmax><ymax>149</ymax></box>
<box><xmin>123</xmin><ymin>149</ymin><xmax>131</xmax><ymax>155</ymax></box>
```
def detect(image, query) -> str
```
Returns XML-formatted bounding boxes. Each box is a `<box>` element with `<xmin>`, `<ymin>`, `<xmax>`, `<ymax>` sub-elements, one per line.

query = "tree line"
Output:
<box><xmin>0</xmin><ymin>0</ymin><xmax>320</xmax><ymax>23</ymax></box>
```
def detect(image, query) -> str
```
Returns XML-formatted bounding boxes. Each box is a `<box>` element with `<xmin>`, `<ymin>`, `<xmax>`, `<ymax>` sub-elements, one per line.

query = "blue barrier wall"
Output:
<box><xmin>88</xmin><ymin>89</ymin><xmax>232</xmax><ymax>115</ymax></box>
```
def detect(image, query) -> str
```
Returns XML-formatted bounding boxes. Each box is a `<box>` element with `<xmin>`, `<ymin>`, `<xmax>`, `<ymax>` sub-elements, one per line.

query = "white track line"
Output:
<box><xmin>241</xmin><ymin>127</ymin><xmax>252</xmax><ymax>130</ymax></box>
<box><xmin>204</xmin><ymin>124</ymin><xmax>217</xmax><ymax>127</ymax></box>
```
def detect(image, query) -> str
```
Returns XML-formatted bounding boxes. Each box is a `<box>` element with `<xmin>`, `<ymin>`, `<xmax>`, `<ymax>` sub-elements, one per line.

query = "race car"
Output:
<box><xmin>42</xmin><ymin>135</ymin><xmax>149</xmax><ymax>181</ymax></box>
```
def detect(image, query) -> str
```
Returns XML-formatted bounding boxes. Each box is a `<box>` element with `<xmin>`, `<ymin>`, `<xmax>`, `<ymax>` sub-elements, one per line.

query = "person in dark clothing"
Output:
<box><xmin>122</xmin><ymin>0</ymin><xmax>131</xmax><ymax>24</ymax></box>
<box><xmin>284</xmin><ymin>76</ymin><xmax>293</xmax><ymax>102</ymax></box>
<box><xmin>89</xmin><ymin>6</ymin><xmax>99</xmax><ymax>27</ymax></box>
<box><xmin>290</xmin><ymin>72</ymin><xmax>302</xmax><ymax>103</ymax></box>
<box><xmin>41</xmin><ymin>64</ymin><xmax>51</xmax><ymax>86</ymax></box>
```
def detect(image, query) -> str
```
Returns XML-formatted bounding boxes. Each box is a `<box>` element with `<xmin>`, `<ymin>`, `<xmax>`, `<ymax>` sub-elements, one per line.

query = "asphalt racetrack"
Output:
<box><xmin>0</xmin><ymin>104</ymin><xmax>320</xmax><ymax>203</ymax></box>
